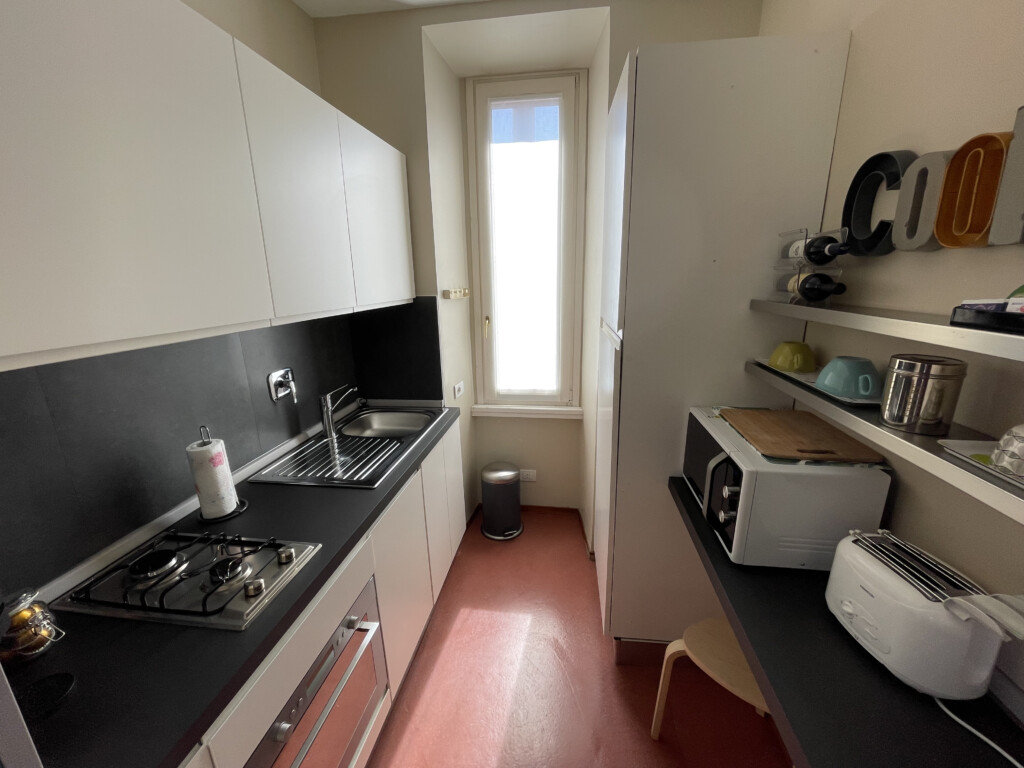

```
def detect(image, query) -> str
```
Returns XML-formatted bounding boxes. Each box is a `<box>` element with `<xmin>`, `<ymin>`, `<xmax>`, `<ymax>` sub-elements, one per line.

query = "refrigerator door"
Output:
<box><xmin>593</xmin><ymin>320</ymin><xmax>621</xmax><ymax>632</ymax></box>
<box><xmin>608</xmin><ymin>34</ymin><xmax>849</xmax><ymax>641</ymax></box>
<box><xmin>600</xmin><ymin>55</ymin><xmax>635</xmax><ymax>334</ymax></box>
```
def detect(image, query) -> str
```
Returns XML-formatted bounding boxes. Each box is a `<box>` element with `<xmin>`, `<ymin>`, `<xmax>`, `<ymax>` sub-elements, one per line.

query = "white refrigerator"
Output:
<box><xmin>593</xmin><ymin>35</ymin><xmax>850</xmax><ymax>641</ymax></box>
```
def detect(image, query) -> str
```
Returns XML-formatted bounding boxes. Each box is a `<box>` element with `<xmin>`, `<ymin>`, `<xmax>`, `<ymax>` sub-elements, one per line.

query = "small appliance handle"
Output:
<box><xmin>701</xmin><ymin>452</ymin><xmax>729</xmax><ymax>520</ymax></box>
<box><xmin>289</xmin><ymin>621</ymin><xmax>380</xmax><ymax>768</ymax></box>
<box><xmin>943</xmin><ymin>597</ymin><xmax>1011</xmax><ymax>641</ymax></box>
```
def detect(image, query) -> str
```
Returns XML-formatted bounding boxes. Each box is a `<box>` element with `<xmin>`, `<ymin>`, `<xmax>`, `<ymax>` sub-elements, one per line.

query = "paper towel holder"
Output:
<box><xmin>197</xmin><ymin>497</ymin><xmax>248</xmax><ymax>524</ymax></box>
<box><xmin>193</xmin><ymin>424</ymin><xmax>247</xmax><ymax>524</ymax></box>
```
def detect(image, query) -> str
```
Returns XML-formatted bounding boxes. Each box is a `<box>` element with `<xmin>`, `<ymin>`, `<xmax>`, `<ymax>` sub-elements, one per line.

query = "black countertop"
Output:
<box><xmin>668</xmin><ymin>476</ymin><xmax>1024</xmax><ymax>768</ymax></box>
<box><xmin>10</xmin><ymin>408</ymin><xmax>460</xmax><ymax>768</ymax></box>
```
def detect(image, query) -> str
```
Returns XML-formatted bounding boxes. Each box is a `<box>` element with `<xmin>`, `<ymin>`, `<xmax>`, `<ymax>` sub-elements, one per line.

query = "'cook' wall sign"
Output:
<box><xmin>842</xmin><ymin>106</ymin><xmax>1024</xmax><ymax>256</ymax></box>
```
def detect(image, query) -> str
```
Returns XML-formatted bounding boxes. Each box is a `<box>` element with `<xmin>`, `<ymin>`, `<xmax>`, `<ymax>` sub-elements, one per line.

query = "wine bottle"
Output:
<box><xmin>788</xmin><ymin>235</ymin><xmax>850</xmax><ymax>265</ymax></box>
<box><xmin>787</xmin><ymin>273</ymin><xmax>847</xmax><ymax>302</ymax></box>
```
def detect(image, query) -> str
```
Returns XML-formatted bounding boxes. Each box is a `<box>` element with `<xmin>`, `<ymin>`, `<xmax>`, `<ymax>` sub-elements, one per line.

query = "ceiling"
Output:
<box><xmin>293</xmin><ymin>0</ymin><xmax>494</xmax><ymax>18</ymax></box>
<box><xmin>422</xmin><ymin>8</ymin><xmax>609</xmax><ymax>76</ymax></box>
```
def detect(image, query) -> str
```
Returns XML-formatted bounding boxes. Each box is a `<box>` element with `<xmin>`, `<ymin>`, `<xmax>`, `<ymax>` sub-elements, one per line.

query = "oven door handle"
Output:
<box><xmin>289</xmin><ymin>621</ymin><xmax>381</xmax><ymax>768</ymax></box>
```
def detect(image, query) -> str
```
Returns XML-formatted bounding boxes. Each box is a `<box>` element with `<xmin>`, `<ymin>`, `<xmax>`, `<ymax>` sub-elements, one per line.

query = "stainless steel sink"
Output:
<box><xmin>249</xmin><ymin>408</ymin><xmax>441</xmax><ymax>489</ymax></box>
<box><xmin>341</xmin><ymin>410</ymin><xmax>433</xmax><ymax>438</ymax></box>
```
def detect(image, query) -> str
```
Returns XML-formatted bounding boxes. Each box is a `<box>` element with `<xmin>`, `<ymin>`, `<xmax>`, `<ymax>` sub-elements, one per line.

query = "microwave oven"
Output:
<box><xmin>682</xmin><ymin>407</ymin><xmax>891</xmax><ymax>569</ymax></box>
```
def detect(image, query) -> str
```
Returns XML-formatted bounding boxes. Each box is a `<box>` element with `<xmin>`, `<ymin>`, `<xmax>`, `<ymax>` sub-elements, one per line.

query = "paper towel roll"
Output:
<box><xmin>186</xmin><ymin>437</ymin><xmax>239</xmax><ymax>520</ymax></box>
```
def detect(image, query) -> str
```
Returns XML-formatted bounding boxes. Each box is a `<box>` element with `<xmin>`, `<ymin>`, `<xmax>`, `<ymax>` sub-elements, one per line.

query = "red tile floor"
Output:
<box><xmin>367</xmin><ymin>506</ymin><xmax>791</xmax><ymax>768</ymax></box>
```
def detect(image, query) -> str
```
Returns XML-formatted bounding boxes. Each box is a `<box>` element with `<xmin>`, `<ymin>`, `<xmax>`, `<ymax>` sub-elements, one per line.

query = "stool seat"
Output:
<box><xmin>651</xmin><ymin>616</ymin><xmax>768</xmax><ymax>740</ymax></box>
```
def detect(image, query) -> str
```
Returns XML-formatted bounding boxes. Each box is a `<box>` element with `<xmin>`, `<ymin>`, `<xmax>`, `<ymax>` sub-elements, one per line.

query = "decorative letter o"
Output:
<box><xmin>842</xmin><ymin>151</ymin><xmax>918</xmax><ymax>256</ymax></box>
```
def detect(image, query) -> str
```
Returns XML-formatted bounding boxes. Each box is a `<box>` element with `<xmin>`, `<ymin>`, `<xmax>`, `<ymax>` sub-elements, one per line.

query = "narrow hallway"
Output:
<box><xmin>368</xmin><ymin>507</ymin><xmax>791</xmax><ymax>768</ymax></box>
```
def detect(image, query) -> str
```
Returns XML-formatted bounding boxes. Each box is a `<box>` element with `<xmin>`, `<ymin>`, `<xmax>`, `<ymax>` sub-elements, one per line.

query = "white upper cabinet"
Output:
<box><xmin>337</xmin><ymin>112</ymin><xmax>416</xmax><ymax>308</ymax></box>
<box><xmin>0</xmin><ymin>0</ymin><xmax>272</xmax><ymax>357</ymax></box>
<box><xmin>234</xmin><ymin>41</ymin><xmax>357</xmax><ymax>320</ymax></box>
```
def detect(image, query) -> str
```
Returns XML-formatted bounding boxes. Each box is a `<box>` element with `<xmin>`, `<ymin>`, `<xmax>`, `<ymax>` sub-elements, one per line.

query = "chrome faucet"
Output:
<box><xmin>320</xmin><ymin>384</ymin><xmax>359</xmax><ymax>442</ymax></box>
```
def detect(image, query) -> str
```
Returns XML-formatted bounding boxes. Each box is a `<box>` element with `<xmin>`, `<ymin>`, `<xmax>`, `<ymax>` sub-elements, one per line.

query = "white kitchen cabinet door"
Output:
<box><xmin>337</xmin><ymin>112</ymin><xmax>415</xmax><ymax>309</ymax></box>
<box><xmin>234</xmin><ymin>41</ymin><xmax>357</xmax><ymax>320</ymax></box>
<box><xmin>443</xmin><ymin>417</ymin><xmax>467</xmax><ymax>554</ymax></box>
<box><xmin>0</xmin><ymin>0</ymin><xmax>272</xmax><ymax>358</ymax></box>
<box><xmin>370</xmin><ymin>472</ymin><xmax>433</xmax><ymax>693</ymax></box>
<box><xmin>420</xmin><ymin>440</ymin><xmax>453</xmax><ymax>602</ymax></box>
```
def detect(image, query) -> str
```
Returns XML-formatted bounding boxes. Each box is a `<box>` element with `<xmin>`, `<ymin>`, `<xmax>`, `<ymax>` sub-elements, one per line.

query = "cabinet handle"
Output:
<box><xmin>484</xmin><ymin>315</ymin><xmax>490</xmax><ymax>339</ymax></box>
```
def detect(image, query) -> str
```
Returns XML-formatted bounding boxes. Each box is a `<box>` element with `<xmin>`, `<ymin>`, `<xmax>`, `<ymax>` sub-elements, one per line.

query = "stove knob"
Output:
<box><xmin>343</xmin><ymin>615</ymin><xmax>360</xmax><ymax>630</ymax></box>
<box><xmin>277</xmin><ymin>547</ymin><xmax>296</xmax><ymax>565</ymax></box>
<box><xmin>271</xmin><ymin>721</ymin><xmax>293</xmax><ymax>744</ymax></box>
<box><xmin>244</xmin><ymin>578</ymin><xmax>266</xmax><ymax>598</ymax></box>
<box><xmin>718</xmin><ymin>509</ymin><xmax>738</xmax><ymax>525</ymax></box>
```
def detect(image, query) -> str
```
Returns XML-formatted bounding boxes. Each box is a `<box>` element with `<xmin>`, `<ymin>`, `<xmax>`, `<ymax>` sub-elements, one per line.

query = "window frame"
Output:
<box><xmin>466</xmin><ymin>71</ymin><xmax>587</xmax><ymax>408</ymax></box>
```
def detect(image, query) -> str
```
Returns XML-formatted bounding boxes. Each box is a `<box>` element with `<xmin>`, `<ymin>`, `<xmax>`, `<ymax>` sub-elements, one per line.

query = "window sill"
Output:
<box><xmin>471</xmin><ymin>405</ymin><xmax>584</xmax><ymax>420</ymax></box>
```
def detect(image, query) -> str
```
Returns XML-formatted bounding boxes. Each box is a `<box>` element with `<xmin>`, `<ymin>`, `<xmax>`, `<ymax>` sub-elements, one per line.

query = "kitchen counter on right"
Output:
<box><xmin>668</xmin><ymin>476</ymin><xmax>1024</xmax><ymax>768</ymax></box>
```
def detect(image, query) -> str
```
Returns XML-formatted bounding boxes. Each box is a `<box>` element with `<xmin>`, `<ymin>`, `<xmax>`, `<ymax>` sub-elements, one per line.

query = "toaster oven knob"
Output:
<box><xmin>721</xmin><ymin>485</ymin><xmax>741</xmax><ymax>510</ymax></box>
<box><xmin>271</xmin><ymin>721</ymin><xmax>293</xmax><ymax>744</ymax></box>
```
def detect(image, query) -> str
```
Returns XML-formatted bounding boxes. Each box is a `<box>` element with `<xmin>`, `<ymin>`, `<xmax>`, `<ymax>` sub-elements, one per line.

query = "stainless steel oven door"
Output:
<box><xmin>246</xmin><ymin>577</ymin><xmax>388</xmax><ymax>768</ymax></box>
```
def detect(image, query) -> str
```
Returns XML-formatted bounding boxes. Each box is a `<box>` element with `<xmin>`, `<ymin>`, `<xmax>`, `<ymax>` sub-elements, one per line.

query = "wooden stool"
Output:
<box><xmin>651</xmin><ymin>616</ymin><xmax>768</xmax><ymax>739</ymax></box>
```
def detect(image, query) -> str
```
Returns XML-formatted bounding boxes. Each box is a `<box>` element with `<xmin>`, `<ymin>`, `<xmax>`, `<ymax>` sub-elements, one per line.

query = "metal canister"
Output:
<box><xmin>880</xmin><ymin>354</ymin><xmax>967</xmax><ymax>436</ymax></box>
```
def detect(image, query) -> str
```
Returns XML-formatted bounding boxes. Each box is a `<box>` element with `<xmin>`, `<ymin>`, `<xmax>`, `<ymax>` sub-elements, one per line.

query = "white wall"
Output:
<box><xmin>422</xmin><ymin>34</ymin><xmax>477</xmax><ymax>514</ymax></box>
<box><xmin>759</xmin><ymin>0</ymin><xmax>1024</xmax><ymax>594</ymax></box>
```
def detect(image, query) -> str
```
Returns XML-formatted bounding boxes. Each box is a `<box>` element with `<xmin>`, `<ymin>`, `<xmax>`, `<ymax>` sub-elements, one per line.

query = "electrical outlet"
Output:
<box><xmin>520</xmin><ymin>469</ymin><xmax>537</xmax><ymax>482</ymax></box>
<box><xmin>453</xmin><ymin>380</ymin><xmax>465</xmax><ymax>399</ymax></box>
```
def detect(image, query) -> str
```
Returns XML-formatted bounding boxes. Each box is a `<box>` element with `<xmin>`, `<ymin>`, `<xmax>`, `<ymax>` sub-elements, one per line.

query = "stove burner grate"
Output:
<box><xmin>128</xmin><ymin>549</ymin><xmax>182</xmax><ymax>581</ymax></box>
<box><xmin>209</xmin><ymin>557</ymin><xmax>248</xmax><ymax>585</ymax></box>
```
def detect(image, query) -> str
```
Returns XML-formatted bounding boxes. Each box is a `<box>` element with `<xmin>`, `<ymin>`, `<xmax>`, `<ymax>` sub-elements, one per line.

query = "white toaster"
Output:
<box><xmin>826</xmin><ymin>530</ymin><xmax>1020</xmax><ymax>699</ymax></box>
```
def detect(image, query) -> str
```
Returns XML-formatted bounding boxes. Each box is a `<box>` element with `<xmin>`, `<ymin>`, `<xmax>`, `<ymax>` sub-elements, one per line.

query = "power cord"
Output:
<box><xmin>934</xmin><ymin>697</ymin><xmax>1024</xmax><ymax>768</ymax></box>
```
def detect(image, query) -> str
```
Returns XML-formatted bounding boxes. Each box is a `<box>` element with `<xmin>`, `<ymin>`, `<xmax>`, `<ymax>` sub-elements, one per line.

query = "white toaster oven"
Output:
<box><xmin>682</xmin><ymin>407</ymin><xmax>891</xmax><ymax>569</ymax></box>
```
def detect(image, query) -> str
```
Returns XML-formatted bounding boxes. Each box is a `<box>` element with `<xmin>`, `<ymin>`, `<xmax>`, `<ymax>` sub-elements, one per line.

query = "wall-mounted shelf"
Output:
<box><xmin>745</xmin><ymin>360</ymin><xmax>1024</xmax><ymax>526</ymax></box>
<box><xmin>749</xmin><ymin>299</ymin><xmax>1024</xmax><ymax>362</ymax></box>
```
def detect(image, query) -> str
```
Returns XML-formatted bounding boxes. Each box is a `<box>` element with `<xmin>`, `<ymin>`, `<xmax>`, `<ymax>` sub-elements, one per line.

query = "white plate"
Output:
<box><xmin>939</xmin><ymin>439</ymin><xmax>1024</xmax><ymax>491</ymax></box>
<box><xmin>754</xmin><ymin>359</ymin><xmax>881</xmax><ymax>406</ymax></box>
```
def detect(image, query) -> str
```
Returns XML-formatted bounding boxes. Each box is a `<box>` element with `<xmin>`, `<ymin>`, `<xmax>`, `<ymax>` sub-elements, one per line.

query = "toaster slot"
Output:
<box><xmin>851</xmin><ymin>530</ymin><xmax>983</xmax><ymax>601</ymax></box>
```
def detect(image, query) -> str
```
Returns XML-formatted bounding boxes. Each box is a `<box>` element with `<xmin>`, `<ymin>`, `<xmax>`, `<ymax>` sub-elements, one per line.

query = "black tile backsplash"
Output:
<box><xmin>239</xmin><ymin>316</ymin><xmax>356</xmax><ymax>454</ymax></box>
<box><xmin>0</xmin><ymin>368</ymin><xmax>82</xmax><ymax>589</ymax></box>
<box><xmin>350</xmin><ymin>297</ymin><xmax>443</xmax><ymax>401</ymax></box>
<box><xmin>0</xmin><ymin>300</ymin><xmax>442</xmax><ymax>592</ymax></box>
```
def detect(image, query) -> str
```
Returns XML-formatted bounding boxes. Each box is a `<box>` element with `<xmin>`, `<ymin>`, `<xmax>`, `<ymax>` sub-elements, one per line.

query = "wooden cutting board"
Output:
<box><xmin>720</xmin><ymin>409</ymin><xmax>884</xmax><ymax>463</ymax></box>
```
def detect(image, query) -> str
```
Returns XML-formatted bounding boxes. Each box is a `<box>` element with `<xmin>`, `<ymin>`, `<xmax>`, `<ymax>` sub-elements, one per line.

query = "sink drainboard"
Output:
<box><xmin>250</xmin><ymin>434</ymin><xmax>403</xmax><ymax>488</ymax></box>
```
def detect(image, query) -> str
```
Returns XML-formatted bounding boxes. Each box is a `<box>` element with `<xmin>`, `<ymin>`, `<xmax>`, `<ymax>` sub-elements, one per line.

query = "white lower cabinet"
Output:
<box><xmin>420</xmin><ymin>416</ymin><xmax>468</xmax><ymax>602</ymax></box>
<box><xmin>369</xmin><ymin>471</ymin><xmax>434</xmax><ymax>694</ymax></box>
<box><xmin>442</xmin><ymin>417</ymin><xmax>468</xmax><ymax>554</ymax></box>
<box><xmin>421</xmin><ymin>441</ymin><xmax>454</xmax><ymax>602</ymax></box>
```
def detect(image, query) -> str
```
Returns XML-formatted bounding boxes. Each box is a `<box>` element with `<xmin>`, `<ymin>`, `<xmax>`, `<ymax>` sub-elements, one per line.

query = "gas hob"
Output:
<box><xmin>53</xmin><ymin>530</ymin><xmax>320</xmax><ymax>630</ymax></box>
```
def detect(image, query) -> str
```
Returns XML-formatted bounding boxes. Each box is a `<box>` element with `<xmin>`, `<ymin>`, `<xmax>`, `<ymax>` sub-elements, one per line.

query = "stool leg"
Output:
<box><xmin>651</xmin><ymin>639</ymin><xmax>689</xmax><ymax>740</ymax></box>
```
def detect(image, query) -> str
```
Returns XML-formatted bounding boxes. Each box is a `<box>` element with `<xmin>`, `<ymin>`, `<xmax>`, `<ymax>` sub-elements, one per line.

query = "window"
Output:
<box><xmin>467</xmin><ymin>73</ymin><xmax>586</xmax><ymax>407</ymax></box>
